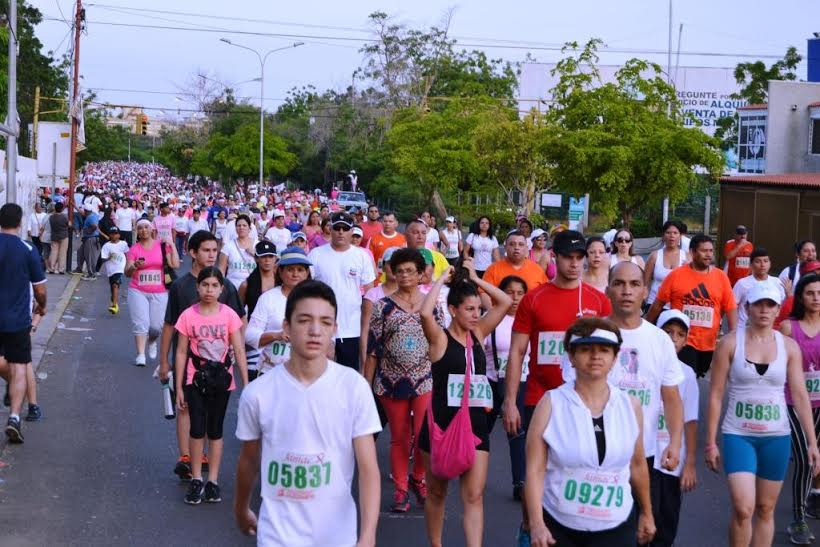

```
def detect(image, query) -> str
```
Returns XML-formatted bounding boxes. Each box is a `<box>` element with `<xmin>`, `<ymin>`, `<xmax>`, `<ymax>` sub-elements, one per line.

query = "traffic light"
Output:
<box><xmin>140</xmin><ymin>114</ymin><xmax>149</xmax><ymax>136</ymax></box>
<box><xmin>135</xmin><ymin>116</ymin><xmax>143</xmax><ymax>135</ymax></box>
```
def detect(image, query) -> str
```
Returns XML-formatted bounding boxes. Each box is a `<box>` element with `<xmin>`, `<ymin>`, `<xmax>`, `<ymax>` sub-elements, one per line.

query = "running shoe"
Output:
<box><xmin>787</xmin><ymin>520</ymin><xmax>813</xmax><ymax>544</ymax></box>
<box><xmin>201</xmin><ymin>453</ymin><xmax>209</xmax><ymax>472</ymax></box>
<box><xmin>81</xmin><ymin>275</ymin><xmax>95</xmax><ymax>281</ymax></box>
<box><xmin>135</xmin><ymin>354</ymin><xmax>146</xmax><ymax>367</ymax></box>
<box><xmin>390</xmin><ymin>489</ymin><xmax>410</xmax><ymax>513</ymax></box>
<box><xmin>807</xmin><ymin>494</ymin><xmax>820</xmax><ymax>519</ymax></box>
<box><xmin>174</xmin><ymin>455</ymin><xmax>192</xmax><ymax>480</ymax></box>
<box><xmin>516</xmin><ymin>524</ymin><xmax>531</xmax><ymax>547</ymax></box>
<box><xmin>108</xmin><ymin>303</ymin><xmax>117</xmax><ymax>314</ymax></box>
<box><xmin>71</xmin><ymin>269</ymin><xmax>83</xmax><ymax>275</ymax></box>
<box><xmin>147</xmin><ymin>339</ymin><xmax>158</xmax><ymax>360</ymax></box>
<box><xmin>184</xmin><ymin>479</ymin><xmax>204</xmax><ymax>505</ymax></box>
<box><xmin>5</xmin><ymin>416</ymin><xmax>23</xmax><ymax>443</ymax></box>
<box><xmin>25</xmin><ymin>404</ymin><xmax>42</xmax><ymax>422</ymax></box>
<box><xmin>204</xmin><ymin>481</ymin><xmax>222</xmax><ymax>503</ymax></box>
<box><xmin>408</xmin><ymin>476</ymin><xmax>427</xmax><ymax>505</ymax></box>
<box><xmin>513</xmin><ymin>481</ymin><xmax>524</xmax><ymax>501</ymax></box>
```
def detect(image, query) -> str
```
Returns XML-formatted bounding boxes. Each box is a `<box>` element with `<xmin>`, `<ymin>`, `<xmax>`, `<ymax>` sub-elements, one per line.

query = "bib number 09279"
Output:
<box><xmin>563</xmin><ymin>479</ymin><xmax>624</xmax><ymax>508</ymax></box>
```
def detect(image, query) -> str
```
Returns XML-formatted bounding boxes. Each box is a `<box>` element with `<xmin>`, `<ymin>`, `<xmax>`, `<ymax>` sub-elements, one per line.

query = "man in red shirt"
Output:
<box><xmin>359</xmin><ymin>204</ymin><xmax>383</xmax><ymax>248</ymax></box>
<box><xmin>501</xmin><ymin>230</ymin><xmax>612</xmax><ymax>544</ymax></box>
<box><xmin>723</xmin><ymin>225</ymin><xmax>753</xmax><ymax>286</ymax></box>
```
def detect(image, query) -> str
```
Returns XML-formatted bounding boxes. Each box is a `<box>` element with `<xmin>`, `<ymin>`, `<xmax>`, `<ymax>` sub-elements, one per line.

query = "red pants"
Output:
<box><xmin>379</xmin><ymin>393</ymin><xmax>431</xmax><ymax>493</ymax></box>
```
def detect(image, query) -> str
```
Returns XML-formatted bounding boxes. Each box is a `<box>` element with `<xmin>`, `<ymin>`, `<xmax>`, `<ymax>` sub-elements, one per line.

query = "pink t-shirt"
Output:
<box><xmin>175</xmin><ymin>303</ymin><xmax>242</xmax><ymax>390</ymax></box>
<box><xmin>153</xmin><ymin>214</ymin><xmax>175</xmax><ymax>242</ymax></box>
<box><xmin>127</xmin><ymin>241</ymin><xmax>167</xmax><ymax>293</ymax></box>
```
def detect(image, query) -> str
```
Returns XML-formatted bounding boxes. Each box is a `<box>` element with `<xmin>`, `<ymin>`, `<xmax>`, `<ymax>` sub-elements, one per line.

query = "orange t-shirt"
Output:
<box><xmin>723</xmin><ymin>239</ymin><xmax>753</xmax><ymax>286</ymax></box>
<box><xmin>482</xmin><ymin>258</ymin><xmax>548</xmax><ymax>292</ymax></box>
<box><xmin>368</xmin><ymin>231</ymin><xmax>406</xmax><ymax>266</ymax></box>
<box><xmin>656</xmin><ymin>265</ymin><xmax>736</xmax><ymax>351</ymax></box>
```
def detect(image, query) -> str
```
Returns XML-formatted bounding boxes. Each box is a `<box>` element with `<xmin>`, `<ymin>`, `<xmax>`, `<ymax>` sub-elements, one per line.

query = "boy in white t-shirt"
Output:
<box><xmin>100</xmin><ymin>227</ymin><xmax>130</xmax><ymax>314</ymax></box>
<box><xmin>234</xmin><ymin>280</ymin><xmax>381</xmax><ymax>546</ymax></box>
<box><xmin>654</xmin><ymin>309</ymin><xmax>699</xmax><ymax>547</ymax></box>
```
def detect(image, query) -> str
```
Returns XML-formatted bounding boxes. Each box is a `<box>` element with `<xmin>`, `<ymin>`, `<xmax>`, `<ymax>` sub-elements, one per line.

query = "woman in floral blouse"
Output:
<box><xmin>365</xmin><ymin>248</ymin><xmax>444</xmax><ymax>513</ymax></box>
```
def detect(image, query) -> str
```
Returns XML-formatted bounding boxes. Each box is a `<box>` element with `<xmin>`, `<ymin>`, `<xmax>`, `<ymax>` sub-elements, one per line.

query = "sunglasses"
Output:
<box><xmin>616</xmin><ymin>237</ymin><xmax>632</xmax><ymax>243</ymax></box>
<box><xmin>332</xmin><ymin>224</ymin><xmax>352</xmax><ymax>232</ymax></box>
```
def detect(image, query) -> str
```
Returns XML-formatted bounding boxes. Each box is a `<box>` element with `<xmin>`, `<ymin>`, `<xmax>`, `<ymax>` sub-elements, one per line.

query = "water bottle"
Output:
<box><xmin>162</xmin><ymin>374</ymin><xmax>175</xmax><ymax>420</ymax></box>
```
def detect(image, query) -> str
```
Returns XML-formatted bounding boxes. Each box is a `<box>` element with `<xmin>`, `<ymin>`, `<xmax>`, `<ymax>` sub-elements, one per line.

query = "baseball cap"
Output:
<box><xmin>278</xmin><ymin>246</ymin><xmax>312</xmax><ymax>267</ymax></box>
<box><xmin>801</xmin><ymin>260</ymin><xmax>820</xmax><ymax>275</ymax></box>
<box><xmin>736</xmin><ymin>225</ymin><xmax>748</xmax><ymax>235</ymax></box>
<box><xmin>352</xmin><ymin>226</ymin><xmax>363</xmax><ymax>237</ymax></box>
<box><xmin>657</xmin><ymin>309</ymin><xmax>690</xmax><ymax>331</ymax></box>
<box><xmin>747</xmin><ymin>283</ymin><xmax>784</xmax><ymax>305</ymax></box>
<box><xmin>290</xmin><ymin>231</ymin><xmax>307</xmax><ymax>242</ymax></box>
<box><xmin>445</xmin><ymin>216</ymin><xmax>456</xmax><ymax>223</ymax></box>
<box><xmin>552</xmin><ymin>230</ymin><xmax>586</xmax><ymax>256</ymax></box>
<box><xmin>255</xmin><ymin>240</ymin><xmax>277</xmax><ymax>257</ymax></box>
<box><xmin>530</xmin><ymin>228</ymin><xmax>547</xmax><ymax>241</ymax></box>
<box><xmin>108</xmin><ymin>226</ymin><xmax>120</xmax><ymax>233</ymax></box>
<box><xmin>159</xmin><ymin>201</ymin><xmax>169</xmax><ymax>209</ymax></box>
<box><xmin>331</xmin><ymin>211</ymin><xmax>354</xmax><ymax>228</ymax></box>
<box><xmin>418</xmin><ymin>248</ymin><xmax>433</xmax><ymax>266</ymax></box>
<box><xmin>568</xmin><ymin>328</ymin><xmax>620</xmax><ymax>348</ymax></box>
<box><xmin>380</xmin><ymin>246</ymin><xmax>401</xmax><ymax>268</ymax></box>
<box><xmin>272</xmin><ymin>209</ymin><xmax>286</xmax><ymax>218</ymax></box>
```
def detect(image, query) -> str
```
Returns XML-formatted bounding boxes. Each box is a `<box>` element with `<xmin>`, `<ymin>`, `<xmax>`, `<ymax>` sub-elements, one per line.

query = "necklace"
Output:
<box><xmin>393</xmin><ymin>291</ymin><xmax>420</xmax><ymax>309</ymax></box>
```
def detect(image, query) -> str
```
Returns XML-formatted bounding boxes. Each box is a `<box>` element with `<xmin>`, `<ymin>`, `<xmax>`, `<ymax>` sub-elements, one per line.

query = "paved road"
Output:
<box><xmin>0</xmin><ymin>266</ymin><xmax>815</xmax><ymax>546</ymax></box>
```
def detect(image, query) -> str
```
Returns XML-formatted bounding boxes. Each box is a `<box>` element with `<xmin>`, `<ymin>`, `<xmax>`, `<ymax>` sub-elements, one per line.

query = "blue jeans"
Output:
<box><xmin>488</xmin><ymin>379</ymin><xmax>526</xmax><ymax>485</ymax></box>
<box><xmin>175</xmin><ymin>234</ymin><xmax>187</xmax><ymax>260</ymax></box>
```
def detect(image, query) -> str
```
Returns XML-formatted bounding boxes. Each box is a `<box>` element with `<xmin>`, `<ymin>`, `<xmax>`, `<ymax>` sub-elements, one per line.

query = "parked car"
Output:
<box><xmin>336</xmin><ymin>191</ymin><xmax>368</xmax><ymax>212</ymax></box>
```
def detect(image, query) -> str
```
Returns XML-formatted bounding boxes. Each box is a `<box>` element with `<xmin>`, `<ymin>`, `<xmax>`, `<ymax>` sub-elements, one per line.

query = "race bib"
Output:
<box><xmin>447</xmin><ymin>373</ymin><xmax>493</xmax><ymax>408</ymax></box>
<box><xmin>682</xmin><ymin>304</ymin><xmax>714</xmax><ymax>328</ymax></box>
<box><xmin>537</xmin><ymin>331</ymin><xmax>566</xmax><ymax>365</ymax></box>
<box><xmin>137</xmin><ymin>269</ymin><xmax>163</xmax><ymax>287</ymax></box>
<box><xmin>495</xmin><ymin>355</ymin><xmax>530</xmax><ymax>379</ymax></box>
<box><xmin>617</xmin><ymin>377</ymin><xmax>651</xmax><ymax>407</ymax></box>
<box><xmin>557</xmin><ymin>467</ymin><xmax>631</xmax><ymax>522</ymax></box>
<box><xmin>656</xmin><ymin>412</ymin><xmax>670</xmax><ymax>444</ymax></box>
<box><xmin>260</xmin><ymin>341</ymin><xmax>291</xmax><ymax>372</ymax></box>
<box><xmin>732</xmin><ymin>398</ymin><xmax>783</xmax><ymax>433</ymax></box>
<box><xmin>264</xmin><ymin>450</ymin><xmax>337</xmax><ymax>503</ymax></box>
<box><xmin>735</xmin><ymin>256</ymin><xmax>750</xmax><ymax>269</ymax></box>
<box><xmin>806</xmin><ymin>369</ymin><xmax>820</xmax><ymax>402</ymax></box>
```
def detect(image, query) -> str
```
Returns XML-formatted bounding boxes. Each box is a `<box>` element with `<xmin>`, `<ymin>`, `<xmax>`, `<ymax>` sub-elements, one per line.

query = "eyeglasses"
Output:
<box><xmin>394</xmin><ymin>268</ymin><xmax>420</xmax><ymax>276</ymax></box>
<box><xmin>616</xmin><ymin>237</ymin><xmax>632</xmax><ymax>243</ymax></box>
<box><xmin>332</xmin><ymin>224</ymin><xmax>352</xmax><ymax>232</ymax></box>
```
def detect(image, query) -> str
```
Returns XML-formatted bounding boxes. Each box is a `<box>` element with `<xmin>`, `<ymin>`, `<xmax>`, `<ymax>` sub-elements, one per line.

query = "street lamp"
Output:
<box><xmin>219</xmin><ymin>38</ymin><xmax>304</xmax><ymax>188</ymax></box>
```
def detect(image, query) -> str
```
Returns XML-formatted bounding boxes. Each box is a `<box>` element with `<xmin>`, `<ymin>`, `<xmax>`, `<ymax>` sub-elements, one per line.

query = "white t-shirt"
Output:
<box><xmin>187</xmin><ymin>218</ymin><xmax>210</xmax><ymax>238</ymax></box>
<box><xmin>562</xmin><ymin>320</ymin><xmax>684</xmax><ymax>457</ymax></box>
<box><xmin>29</xmin><ymin>212</ymin><xmax>48</xmax><ymax>237</ymax></box>
<box><xmin>654</xmin><ymin>363</ymin><xmax>698</xmax><ymax>477</ymax></box>
<box><xmin>221</xmin><ymin>240</ymin><xmax>257</xmax><ymax>290</ymax></box>
<box><xmin>733</xmin><ymin>275</ymin><xmax>786</xmax><ymax>328</ymax></box>
<box><xmin>308</xmin><ymin>245</ymin><xmax>376</xmax><ymax>338</ymax></box>
<box><xmin>224</xmin><ymin>220</ymin><xmax>259</xmax><ymax>244</ymax></box>
<box><xmin>115</xmin><ymin>208</ymin><xmax>136</xmax><ymax>232</ymax></box>
<box><xmin>246</xmin><ymin>286</ymin><xmax>288</xmax><ymax>372</ymax></box>
<box><xmin>101</xmin><ymin>241</ymin><xmax>130</xmax><ymax>277</ymax></box>
<box><xmin>173</xmin><ymin>215</ymin><xmax>189</xmax><ymax>234</ymax></box>
<box><xmin>779</xmin><ymin>263</ymin><xmax>802</xmax><ymax>287</ymax></box>
<box><xmin>442</xmin><ymin>228</ymin><xmax>461</xmax><ymax>259</ymax></box>
<box><xmin>483</xmin><ymin>314</ymin><xmax>529</xmax><ymax>382</ymax></box>
<box><xmin>266</xmin><ymin>226</ymin><xmax>292</xmax><ymax>253</ymax></box>
<box><xmin>465</xmin><ymin>233</ymin><xmax>499</xmax><ymax>271</ymax></box>
<box><xmin>425</xmin><ymin>228</ymin><xmax>440</xmax><ymax>251</ymax></box>
<box><xmin>235</xmin><ymin>361</ymin><xmax>381</xmax><ymax>547</ymax></box>
<box><xmin>681</xmin><ymin>236</ymin><xmax>691</xmax><ymax>255</ymax></box>
<box><xmin>83</xmin><ymin>195</ymin><xmax>102</xmax><ymax>214</ymax></box>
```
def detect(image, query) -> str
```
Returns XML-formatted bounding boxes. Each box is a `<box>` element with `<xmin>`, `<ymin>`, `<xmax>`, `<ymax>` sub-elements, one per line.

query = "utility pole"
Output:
<box><xmin>5</xmin><ymin>0</ymin><xmax>17</xmax><ymax>203</ymax></box>
<box><xmin>67</xmin><ymin>0</ymin><xmax>84</xmax><ymax>272</ymax></box>
<box><xmin>32</xmin><ymin>86</ymin><xmax>40</xmax><ymax>159</ymax></box>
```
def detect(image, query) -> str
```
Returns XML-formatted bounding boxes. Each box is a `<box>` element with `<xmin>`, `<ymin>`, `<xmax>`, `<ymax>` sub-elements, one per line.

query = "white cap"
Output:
<box><xmin>445</xmin><ymin>216</ymin><xmax>456</xmax><ymax>223</ymax></box>
<box><xmin>352</xmin><ymin>226</ymin><xmax>363</xmax><ymax>237</ymax></box>
<box><xmin>273</xmin><ymin>209</ymin><xmax>285</xmax><ymax>218</ymax></box>
<box><xmin>747</xmin><ymin>282</ymin><xmax>784</xmax><ymax>305</ymax></box>
<box><xmin>530</xmin><ymin>228</ymin><xmax>546</xmax><ymax>241</ymax></box>
<box><xmin>657</xmin><ymin>309</ymin><xmax>691</xmax><ymax>331</ymax></box>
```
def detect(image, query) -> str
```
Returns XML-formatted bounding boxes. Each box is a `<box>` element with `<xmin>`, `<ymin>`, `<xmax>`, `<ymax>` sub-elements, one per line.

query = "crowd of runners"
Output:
<box><xmin>4</xmin><ymin>160</ymin><xmax>820</xmax><ymax>546</ymax></box>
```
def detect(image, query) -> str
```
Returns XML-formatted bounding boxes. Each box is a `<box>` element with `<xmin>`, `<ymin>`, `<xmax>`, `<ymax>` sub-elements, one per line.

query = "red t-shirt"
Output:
<box><xmin>359</xmin><ymin>221</ymin><xmax>383</xmax><ymax>248</ymax></box>
<box><xmin>723</xmin><ymin>239</ymin><xmax>753</xmax><ymax>286</ymax></box>
<box><xmin>512</xmin><ymin>282</ymin><xmax>612</xmax><ymax>406</ymax></box>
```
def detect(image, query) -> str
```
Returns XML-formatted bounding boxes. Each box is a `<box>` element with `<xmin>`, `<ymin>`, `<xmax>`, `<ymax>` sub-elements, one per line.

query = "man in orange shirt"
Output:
<box><xmin>723</xmin><ymin>224</ymin><xmax>753</xmax><ymax>287</ymax></box>
<box><xmin>480</xmin><ymin>230</ymin><xmax>547</xmax><ymax>308</ymax></box>
<box><xmin>368</xmin><ymin>212</ymin><xmax>405</xmax><ymax>268</ymax></box>
<box><xmin>647</xmin><ymin>233</ymin><xmax>737</xmax><ymax>377</ymax></box>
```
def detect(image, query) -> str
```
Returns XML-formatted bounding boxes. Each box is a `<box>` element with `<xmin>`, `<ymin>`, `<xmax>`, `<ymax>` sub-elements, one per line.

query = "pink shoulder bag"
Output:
<box><xmin>427</xmin><ymin>331</ymin><xmax>482</xmax><ymax>480</ymax></box>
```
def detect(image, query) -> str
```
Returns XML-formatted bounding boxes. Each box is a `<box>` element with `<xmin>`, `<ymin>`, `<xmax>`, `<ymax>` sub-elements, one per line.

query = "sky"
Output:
<box><xmin>29</xmin><ymin>0</ymin><xmax>820</xmax><ymax>122</ymax></box>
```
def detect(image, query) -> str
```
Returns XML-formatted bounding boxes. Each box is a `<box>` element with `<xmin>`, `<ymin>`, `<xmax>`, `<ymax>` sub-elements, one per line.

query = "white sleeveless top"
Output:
<box><xmin>442</xmin><ymin>228</ymin><xmax>461</xmax><ymax>259</ymax></box>
<box><xmin>609</xmin><ymin>254</ymin><xmax>640</xmax><ymax>268</ymax></box>
<box><xmin>542</xmin><ymin>382</ymin><xmax>639</xmax><ymax>532</ymax></box>
<box><xmin>722</xmin><ymin>329</ymin><xmax>789</xmax><ymax>437</ymax></box>
<box><xmin>647</xmin><ymin>248</ymin><xmax>687</xmax><ymax>304</ymax></box>
<box><xmin>221</xmin><ymin>239</ymin><xmax>257</xmax><ymax>290</ymax></box>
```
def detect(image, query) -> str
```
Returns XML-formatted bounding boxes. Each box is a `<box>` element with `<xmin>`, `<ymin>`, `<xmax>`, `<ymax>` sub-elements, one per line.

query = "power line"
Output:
<box><xmin>39</xmin><ymin>15</ymin><xmax>788</xmax><ymax>60</ymax></box>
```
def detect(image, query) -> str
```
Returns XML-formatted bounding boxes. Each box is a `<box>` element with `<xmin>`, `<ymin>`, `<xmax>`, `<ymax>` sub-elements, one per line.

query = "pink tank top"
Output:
<box><xmin>787</xmin><ymin>319</ymin><xmax>820</xmax><ymax>408</ymax></box>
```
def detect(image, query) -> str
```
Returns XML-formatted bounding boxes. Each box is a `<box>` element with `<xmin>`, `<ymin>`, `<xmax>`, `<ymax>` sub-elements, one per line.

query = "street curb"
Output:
<box><xmin>32</xmin><ymin>274</ymin><xmax>81</xmax><ymax>372</ymax></box>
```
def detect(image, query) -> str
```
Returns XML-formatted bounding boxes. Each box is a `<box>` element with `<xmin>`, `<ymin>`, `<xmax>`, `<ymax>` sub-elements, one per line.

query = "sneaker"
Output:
<box><xmin>204</xmin><ymin>481</ymin><xmax>222</xmax><ymax>503</ymax></box>
<box><xmin>408</xmin><ymin>476</ymin><xmax>427</xmax><ymax>505</ymax></box>
<box><xmin>513</xmin><ymin>481</ymin><xmax>524</xmax><ymax>501</ymax></box>
<box><xmin>390</xmin><ymin>489</ymin><xmax>410</xmax><ymax>513</ymax></box>
<box><xmin>112</xmin><ymin>304</ymin><xmax>119</xmax><ymax>314</ymax></box>
<box><xmin>81</xmin><ymin>275</ymin><xmax>94</xmax><ymax>281</ymax></box>
<box><xmin>147</xmin><ymin>339</ymin><xmax>158</xmax><ymax>360</ymax></box>
<box><xmin>174</xmin><ymin>455</ymin><xmax>192</xmax><ymax>480</ymax></box>
<box><xmin>184</xmin><ymin>479</ymin><xmax>204</xmax><ymax>505</ymax></box>
<box><xmin>807</xmin><ymin>493</ymin><xmax>820</xmax><ymax>520</ymax></box>
<box><xmin>25</xmin><ymin>404</ymin><xmax>42</xmax><ymax>422</ymax></box>
<box><xmin>5</xmin><ymin>416</ymin><xmax>23</xmax><ymax>443</ymax></box>
<box><xmin>108</xmin><ymin>303</ymin><xmax>117</xmax><ymax>314</ymax></box>
<box><xmin>201</xmin><ymin>453</ymin><xmax>210</xmax><ymax>472</ymax></box>
<box><xmin>135</xmin><ymin>354</ymin><xmax>146</xmax><ymax>367</ymax></box>
<box><xmin>788</xmin><ymin>520</ymin><xmax>813</xmax><ymax>544</ymax></box>
<box><xmin>71</xmin><ymin>269</ymin><xmax>83</xmax><ymax>275</ymax></box>
<box><xmin>516</xmin><ymin>524</ymin><xmax>531</xmax><ymax>547</ymax></box>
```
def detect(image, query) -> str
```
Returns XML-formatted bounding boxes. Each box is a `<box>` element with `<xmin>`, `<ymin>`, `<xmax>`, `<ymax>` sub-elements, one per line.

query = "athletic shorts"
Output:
<box><xmin>109</xmin><ymin>273</ymin><xmax>123</xmax><ymax>287</ymax></box>
<box><xmin>0</xmin><ymin>328</ymin><xmax>32</xmax><ymax>364</ymax></box>
<box><xmin>723</xmin><ymin>433</ymin><xmax>791</xmax><ymax>481</ymax></box>
<box><xmin>183</xmin><ymin>385</ymin><xmax>231</xmax><ymax>440</ymax></box>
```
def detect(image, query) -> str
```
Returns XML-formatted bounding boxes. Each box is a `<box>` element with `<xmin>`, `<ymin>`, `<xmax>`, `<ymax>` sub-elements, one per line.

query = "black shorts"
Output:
<box><xmin>543</xmin><ymin>505</ymin><xmax>637</xmax><ymax>546</ymax></box>
<box><xmin>0</xmin><ymin>328</ymin><xmax>32</xmax><ymax>364</ymax></box>
<box><xmin>109</xmin><ymin>273</ymin><xmax>123</xmax><ymax>287</ymax></box>
<box><xmin>678</xmin><ymin>345</ymin><xmax>714</xmax><ymax>378</ymax></box>
<box><xmin>183</xmin><ymin>385</ymin><xmax>231</xmax><ymax>440</ymax></box>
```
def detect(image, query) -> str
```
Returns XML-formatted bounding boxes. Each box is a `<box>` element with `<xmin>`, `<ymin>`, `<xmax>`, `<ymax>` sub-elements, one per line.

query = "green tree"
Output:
<box><xmin>714</xmin><ymin>47</ymin><xmax>802</xmax><ymax>150</ymax></box>
<box><xmin>154</xmin><ymin>125</ymin><xmax>206</xmax><ymax>176</ymax></box>
<box><xmin>547</xmin><ymin>40</ymin><xmax>725</xmax><ymax>227</ymax></box>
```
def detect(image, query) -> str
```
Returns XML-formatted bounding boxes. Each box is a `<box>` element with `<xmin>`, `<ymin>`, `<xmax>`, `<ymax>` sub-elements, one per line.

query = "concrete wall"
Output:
<box><xmin>766</xmin><ymin>80</ymin><xmax>820</xmax><ymax>173</ymax></box>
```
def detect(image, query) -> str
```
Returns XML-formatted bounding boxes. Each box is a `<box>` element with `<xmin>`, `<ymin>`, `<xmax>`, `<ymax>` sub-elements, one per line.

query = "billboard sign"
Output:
<box><xmin>35</xmin><ymin>121</ymin><xmax>72</xmax><ymax>178</ymax></box>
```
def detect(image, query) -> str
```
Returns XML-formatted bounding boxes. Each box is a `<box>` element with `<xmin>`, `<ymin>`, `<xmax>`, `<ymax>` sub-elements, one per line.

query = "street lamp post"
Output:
<box><xmin>220</xmin><ymin>39</ymin><xmax>304</xmax><ymax>188</ymax></box>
